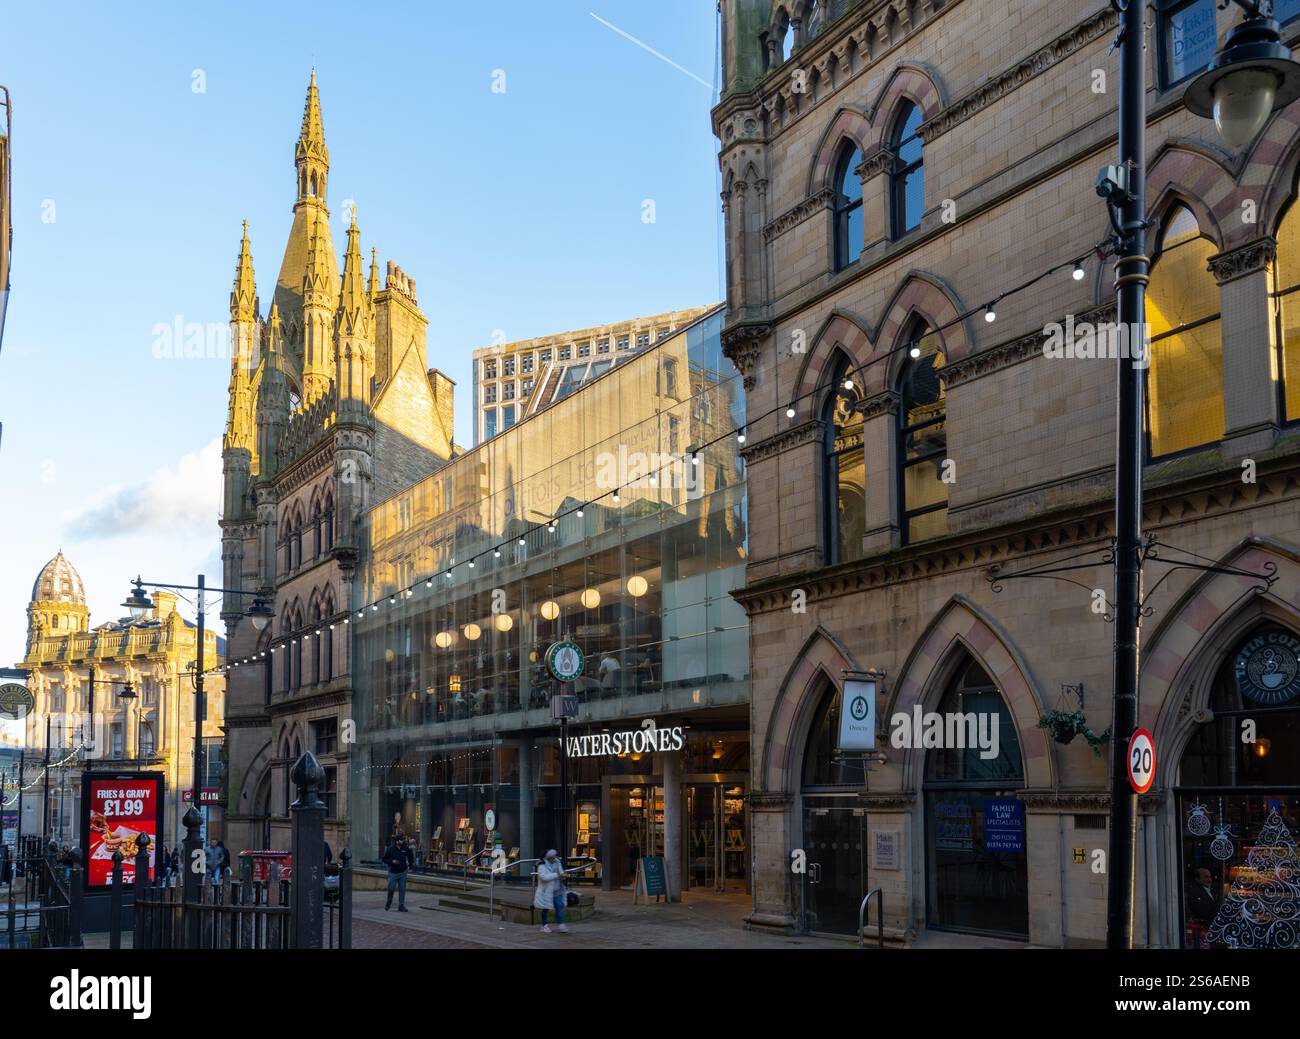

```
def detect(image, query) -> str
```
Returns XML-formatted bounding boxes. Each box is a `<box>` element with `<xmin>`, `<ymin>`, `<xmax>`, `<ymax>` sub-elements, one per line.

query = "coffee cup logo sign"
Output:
<box><xmin>1234</xmin><ymin>631</ymin><xmax>1300</xmax><ymax>706</ymax></box>
<box><xmin>546</xmin><ymin>641</ymin><xmax>585</xmax><ymax>683</ymax></box>
<box><xmin>0</xmin><ymin>684</ymin><xmax>35</xmax><ymax>720</ymax></box>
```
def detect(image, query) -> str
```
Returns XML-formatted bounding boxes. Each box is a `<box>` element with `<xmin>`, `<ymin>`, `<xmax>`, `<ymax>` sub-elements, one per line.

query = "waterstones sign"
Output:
<box><xmin>565</xmin><ymin>719</ymin><xmax>684</xmax><ymax>758</ymax></box>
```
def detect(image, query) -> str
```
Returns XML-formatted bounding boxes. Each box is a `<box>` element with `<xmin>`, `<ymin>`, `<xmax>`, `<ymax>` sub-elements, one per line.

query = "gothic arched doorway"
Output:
<box><xmin>922</xmin><ymin>655</ymin><xmax>1028</xmax><ymax>938</ymax></box>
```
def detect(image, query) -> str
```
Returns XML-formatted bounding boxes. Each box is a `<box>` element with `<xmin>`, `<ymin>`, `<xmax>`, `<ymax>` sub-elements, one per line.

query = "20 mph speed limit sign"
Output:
<box><xmin>1127</xmin><ymin>728</ymin><xmax>1156</xmax><ymax>794</ymax></box>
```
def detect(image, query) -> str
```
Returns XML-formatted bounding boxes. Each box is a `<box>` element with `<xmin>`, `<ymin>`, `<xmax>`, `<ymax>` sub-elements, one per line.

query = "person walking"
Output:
<box><xmin>382</xmin><ymin>835</ymin><xmax>409</xmax><ymax>911</ymax></box>
<box><xmin>216</xmin><ymin>840</ymin><xmax>231</xmax><ymax>882</ymax></box>
<box><xmin>534</xmin><ymin>849</ymin><xmax>568</xmax><ymax>933</ymax></box>
<box><xmin>204</xmin><ymin>836</ymin><xmax>224</xmax><ymax>888</ymax></box>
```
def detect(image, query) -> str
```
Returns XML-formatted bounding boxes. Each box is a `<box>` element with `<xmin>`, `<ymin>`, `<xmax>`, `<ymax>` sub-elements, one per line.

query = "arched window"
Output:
<box><xmin>822</xmin><ymin>354</ymin><xmax>866</xmax><ymax>564</ymax></box>
<box><xmin>780</xmin><ymin>9</ymin><xmax>795</xmax><ymax>61</ymax></box>
<box><xmin>140</xmin><ymin>723</ymin><xmax>155</xmax><ymax>759</ymax></box>
<box><xmin>890</xmin><ymin>101</ymin><xmax>924</xmax><ymax>237</ymax></box>
<box><xmin>312</xmin><ymin>502</ymin><xmax>322</xmax><ymax>560</ymax></box>
<box><xmin>1146</xmin><ymin>205</ymin><xmax>1224</xmax><ymax>457</ymax></box>
<box><xmin>896</xmin><ymin>323</ymin><xmax>948</xmax><ymax>544</ymax></box>
<box><xmin>292</xmin><ymin>610</ymin><xmax>303</xmax><ymax>689</ymax></box>
<box><xmin>322</xmin><ymin>491</ymin><xmax>335</xmax><ymax>551</ymax></box>
<box><xmin>310</xmin><ymin>603</ymin><xmax>322</xmax><ymax>685</ymax></box>
<box><xmin>1272</xmin><ymin>195</ymin><xmax>1300</xmax><ymax>423</ymax></box>
<box><xmin>833</xmin><ymin>143</ymin><xmax>864</xmax><ymax>270</ymax></box>
<box><xmin>923</xmin><ymin>655</ymin><xmax>1028</xmax><ymax>937</ymax></box>
<box><xmin>802</xmin><ymin>679</ymin><xmax>859</xmax><ymax>786</ymax></box>
<box><xmin>292</xmin><ymin>511</ymin><xmax>303</xmax><ymax>571</ymax></box>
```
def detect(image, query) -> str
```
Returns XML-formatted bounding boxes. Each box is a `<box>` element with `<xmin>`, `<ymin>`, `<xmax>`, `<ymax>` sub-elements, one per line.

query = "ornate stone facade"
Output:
<box><xmin>219</xmin><ymin>73</ymin><xmax>456</xmax><ymax>856</ymax></box>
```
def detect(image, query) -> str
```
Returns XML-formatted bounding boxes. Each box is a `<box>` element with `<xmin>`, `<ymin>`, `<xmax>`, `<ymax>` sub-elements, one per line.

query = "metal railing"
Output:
<box><xmin>858</xmin><ymin>887</ymin><xmax>884</xmax><ymax>949</ymax></box>
<box><xmin>488</xmin><ymin>856</ymin><xmax>540</xmax><ymax>920</ymax></box>
<box><xmin>462</xmin><ymin>846</ymin><xmax>493</xmax><ymax>890</ymax></box>
<box><xmin>2</xmin><ymin>838</ymin><xmax>80</xmax><ymax>948</ymax></box>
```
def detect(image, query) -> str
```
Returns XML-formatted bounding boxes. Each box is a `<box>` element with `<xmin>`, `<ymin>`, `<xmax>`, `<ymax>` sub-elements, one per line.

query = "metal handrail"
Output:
<box><xmin>488</xmin><ymin>856</ymin><xmax>540</xmax><ymax>920</ymax></box>
<box><xmin>463</xmin><ymin>847</ymin><xmax>493</xmax><ymax>890</ymax></box>
<box><xmin>559</xmin><ymin>856</ymin><xmax>599</xmax><ymax>877</ymax></box>
<box><xmin>858</xmin><ymin>887</ymin><xmax>884</xmax><ymax>949</ymax></box>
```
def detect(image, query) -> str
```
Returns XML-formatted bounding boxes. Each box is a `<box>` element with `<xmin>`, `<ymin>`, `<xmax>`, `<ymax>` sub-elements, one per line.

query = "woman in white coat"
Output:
<box><xmin>534</xmin><ymin>849</ymin><xmax>568</xmax><ymax>933</ymax></box>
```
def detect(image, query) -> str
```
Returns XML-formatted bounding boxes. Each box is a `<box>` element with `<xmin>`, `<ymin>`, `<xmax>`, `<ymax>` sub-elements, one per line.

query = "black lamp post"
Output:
<box><xmin>122</xmin><ymin>576</ymin><xmax>272</xmax><ymax>829</ymax></box>
<box><xmin>1101</xmin><ymin>0</ymin><xmax>1300</xmax><ymax>950</ymax></box>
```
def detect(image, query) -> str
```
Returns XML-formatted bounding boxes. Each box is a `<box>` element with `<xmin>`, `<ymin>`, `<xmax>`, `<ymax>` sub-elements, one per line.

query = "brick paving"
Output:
<box><xmin>348</xmin><ymin>886</ymin><xmax>854</xmax><ymax>950</ymax></box>
<box><xmin>352</xmin><ymin>915</ymin><xmax>493</xmax><ymax>949</ymax></box>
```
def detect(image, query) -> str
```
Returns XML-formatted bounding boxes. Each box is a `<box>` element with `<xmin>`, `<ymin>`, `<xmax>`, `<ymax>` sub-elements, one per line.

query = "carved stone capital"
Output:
<box><xmin>721</xmin><ymin>322</ymin><xmax>772</xmax><ymax>390</ymax></box>
<box><xmin>856</xmin><ymin>147</ymin><xmax>893</xmax><ymax>181</ymax></box>
<box><xmin>741</xmin><ymin>419</ymin><xmax>824</xmax><ymax>464</ymax></box>
<box><xmin>858</xmin><ymin>791</ymin><xmax>916</xmax><ymax>811</ymax></box>
<box><xmin>747</xmin><ymin>790</ymin><xmax>793</xmax><ymax>811</ymax></box>
<box><xmin>853</xmin><ymin>390</ymin><xmax>900</xmax><ymax>421</ymax></box>
<box><xmin>763</xmin><ymin>187</ymin><xmax>835</xmax><ymax>242</ymax></box>
<box><xmin>1207</xmin><ymin>237</ymin><xmax>1277</xmax><ymax>285</ymax></box>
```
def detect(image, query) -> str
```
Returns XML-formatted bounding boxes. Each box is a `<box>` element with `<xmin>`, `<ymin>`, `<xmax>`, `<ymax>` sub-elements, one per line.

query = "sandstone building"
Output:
<box><xmin>17</xmin><ymin>552</ymin><xmax>226</xmax><ymax>846</ymax></box>
<box><xmin>716</xmin><ymin>0</ymin><xmax>1300</xmax><ymax>947</ymax></box>
<box><xmin>219</xmin><ymin>73</ymin><xmax>455</xmax><ymax>855</ymax></box>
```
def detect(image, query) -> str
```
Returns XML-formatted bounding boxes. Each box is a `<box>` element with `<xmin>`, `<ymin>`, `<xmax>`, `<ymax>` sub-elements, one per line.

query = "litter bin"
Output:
<box><xmin>239</xmin><ymin>849</ymin><xmax>293</xmax><ymax>883</ymax></box>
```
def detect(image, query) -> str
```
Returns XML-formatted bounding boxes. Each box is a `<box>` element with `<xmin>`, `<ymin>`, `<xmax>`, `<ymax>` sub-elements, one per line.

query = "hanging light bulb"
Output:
<box><xmin>737</xmin><ymin>430</ymin><xmax>746</xmax><ymax>444</ymax></box>
<box><xmin>626</xmin><ymin>575</ymin><xmax>648</xmax><ymax>597</ymax></box>
<box><xmin>1072</xmin><ymin>260</ymin><xmax>1086</xmax><ymax>281</ymax></box>
<box><xmin>612</xmin><ymin>489</ymin><xmax>621</xmax><ymax>503</ymax></box>
<box><xmin>843</xmin><ymin>376</ymin><xmax>854</xmax><ymax>390</ymax></box>
<box><xmin>580</xmin><ymin>588</ymin><xmax>601</xmax><ymax>609</ymax></box>
<box><xmin>576</xmin><ymin>507</ymin><xmax>584</xmax><ymax>518</ymax></box>
<box><xmin>786</xmin><ymin>403</ymin><xmax>796</xmax><ymax>418</ymax></box>
<box><xmin>494</xmin><ymin>548</ymin><xmax>501</xmax><ymax>558</ymax></box>
<box><xmin>909</xmin><ymin>345</ymin><xmax>921</xmax><ymax>358</ymax></box>
<box><xmin>548</xmin><ymin>518</ymin><xmax>556</xmax><ymax>532</ymax></box>
<box><xmin>648</xmin><ymin>473</ymin><xmax>658</xmax><ymax>486</ymax></box>
<box><xmin>463</xmin><ymin>623</ymin><xmax>482</xmax><ymax>641</ymax></box>
<box><xmin>434</xmin><ymin>631</ymin><xmax>454</xmax><ymax>649</ymax></box>
<box><xmin>984</xmin><ymin>304</ymin><xmax>997</xmax><ymax>323</ymax></box>
<box><xmin>468</xmin><ymin>559</ymin><xmax>475</xmax><ymax>568</ymax></box>
<box><xmin>540</xmin><ymin>600</ymin><xmax>560</xmax><ymax>621</ymax></box>
<box><xmin>494</xmin><ymin>612</ymin><xmax>513</xmax><ymax>632</ymax></box>
<box><xmin>518</xmin><ymin>537</ymin><xmax>526</xmax><ymax>546</ymax></box>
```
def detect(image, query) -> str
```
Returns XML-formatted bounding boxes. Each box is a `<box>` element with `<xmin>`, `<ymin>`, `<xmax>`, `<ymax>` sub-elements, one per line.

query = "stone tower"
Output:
<box><xmin>218</xmin><ymin>71</ymin><xmax>456</xmax><ymax>856</ymax></box>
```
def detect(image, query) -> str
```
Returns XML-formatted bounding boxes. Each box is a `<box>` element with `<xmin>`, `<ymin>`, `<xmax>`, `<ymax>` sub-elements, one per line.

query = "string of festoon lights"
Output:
<box><xmin>1</xmin><ymin>739</ymin><xmax>92</xmax><ymax>807</ymax></box>
<box><xmin>213</xmin><ymin>237</ymin><xmax>1112</xmax><ymax>660</ymax></box>
<box><xmin>361</xmin><ymin>747</ymin><xmax>495</xmax><ymax>772</ymax></box>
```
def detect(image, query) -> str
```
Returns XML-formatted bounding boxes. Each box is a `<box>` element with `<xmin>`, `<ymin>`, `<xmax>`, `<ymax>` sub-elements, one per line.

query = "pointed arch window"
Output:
<box><xmin>890</xmin><ymin>102</ymin><xmax>924</xmax><ymax>237</ymax></box>
<box><xmin>822</xmin><ymin>354</ymin><xmax>866</xmax><ymax>565</ymax></box>
<box><xmin>1271</xmin><ymin>194</ymin><xmax>1300</xmax><ymax>424</ymax></box>
<box><xmin>310</xmin><ymin>603</ymin><xmax>322</xmax><ymax>685</ymax></box>
<box><xmin>923</xmin><ymin>656</ymin><xmax>1028</xmax><ymax>937</ymax></box>
<box><xmin>896</xmin><ymin>323</ymin><xmax>948</xmax><ymax>544</ymax></box>
<box><xmin>1146</xmin><ymin>205</ymin><xmax>1224</xmax><ymax>458</ymax></box>
<box><xmin>802</xmin><ymin>678</ymin><xmax>859</xmax><ymax>786</ymax></box>
<box><xmin>833</xmin><ymin>144</ymin><xmax>864</xmax><ymax>270</ymax></box>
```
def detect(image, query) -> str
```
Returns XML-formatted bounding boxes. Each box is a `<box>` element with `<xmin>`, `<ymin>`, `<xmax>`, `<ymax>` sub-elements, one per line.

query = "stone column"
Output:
<box><xmin>518</xmin><ymin>738</ymin><xmax>534</xmax><ymax>861</ymax></box>
<box><xmin>746</xmin><ymin>791</ymin><xmax>796</xmax><ymax>933</ymax></box>
<box><xmin>858</xmin><ymin>149</ymin><xmax>891</xmax><ymax>255</ymax></box>
<box><xmin>1209</xmin><ymin>237</ymin><xmax>1280</xmax><ymax>459</ymax></box>
<box><xmin>661</xmin><ymin>747</ymin><xmax>682</xmax><ymax>902</ymax></box>
<box><xmin>859</xmin><ymin>391</ymin><xmax>899</xmax><ymax>554</ymax></box>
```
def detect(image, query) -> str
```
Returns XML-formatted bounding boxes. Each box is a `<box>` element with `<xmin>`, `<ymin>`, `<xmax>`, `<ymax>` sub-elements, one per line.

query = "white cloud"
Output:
<box><xmin>63</xmin><ymin>438</ymin><xmax>222</xmax><ymax>539</ymax></box>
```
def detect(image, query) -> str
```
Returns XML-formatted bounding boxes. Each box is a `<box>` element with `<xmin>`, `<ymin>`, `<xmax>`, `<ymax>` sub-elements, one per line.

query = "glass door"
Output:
<box><xmin>686</xmin><ymin>785</ymin><xmax>719</xmax><ymax>891</ymax></box>
<box><xmin>801</xmin><ymin>796</ymin><xmax>865</xmax><ymax>935</ymax></box>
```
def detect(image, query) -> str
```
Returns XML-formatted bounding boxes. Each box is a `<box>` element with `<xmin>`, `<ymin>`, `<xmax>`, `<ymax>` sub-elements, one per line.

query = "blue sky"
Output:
<box><xmin>0</xmin><ymin>1</ymin><xmax>724</xmax><ymax>665</ymax></box>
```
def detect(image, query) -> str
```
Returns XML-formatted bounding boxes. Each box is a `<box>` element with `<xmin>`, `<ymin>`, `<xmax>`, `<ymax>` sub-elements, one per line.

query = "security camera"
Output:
<box><xmin>1096</xmin><ymin>164</ymin><xmax>1131</xmax><ymax>202</ymax></box>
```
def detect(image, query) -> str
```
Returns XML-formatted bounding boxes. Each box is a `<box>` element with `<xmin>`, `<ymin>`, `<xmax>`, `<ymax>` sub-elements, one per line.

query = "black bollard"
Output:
<box><xmin>289</xmin><ymin>751</ymin><xmax>326</xmax><ymax>949</ymax></box>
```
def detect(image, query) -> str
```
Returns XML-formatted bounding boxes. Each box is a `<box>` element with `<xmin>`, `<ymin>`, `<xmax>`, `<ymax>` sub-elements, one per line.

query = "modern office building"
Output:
<box><xmin>716</xmin><ymin>0</ymin><xmax>1300</xmax><ymax>947</ymax></box>
<box><xmin>470</xmin><ymin>309</ymin><xmax>715</xmax><ymax>445</ymax></box>
<box><xmin>350</xmin><ymin>306</ymin><xmax>753</xmax><ymax>896</ymax></box>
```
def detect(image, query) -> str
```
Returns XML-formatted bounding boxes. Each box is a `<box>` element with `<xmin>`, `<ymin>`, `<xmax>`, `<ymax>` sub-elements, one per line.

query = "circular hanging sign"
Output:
<box><xmin>546</xmin><ymin>641</ymin><xmax>585</xmax><ymax>683</ymax></box>
<box><xmin>0</xmin><ymin>684</ymin><xmax>34</xmax><ymax>720</ymax></box>
<box><xmin>485</xmin><ymin>809</ymin><xmax>497</xmax><ymax>830</ymax></box>
<box><xmin>1127</xmin><ymin>728</ymin><xmax>1156</xmax><ymax>795</ymax></box>
<box><xmin>1233</xmin><ymin>630</ymin><xmax>1300</xmax><ymax>706</ymax></box>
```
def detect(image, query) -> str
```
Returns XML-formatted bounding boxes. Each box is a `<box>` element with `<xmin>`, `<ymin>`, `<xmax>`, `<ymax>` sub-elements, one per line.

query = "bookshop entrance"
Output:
<box><xmin>602</xmin><ymin>773</ymin><xmax>749</xmax><ymax>894</ymax></box>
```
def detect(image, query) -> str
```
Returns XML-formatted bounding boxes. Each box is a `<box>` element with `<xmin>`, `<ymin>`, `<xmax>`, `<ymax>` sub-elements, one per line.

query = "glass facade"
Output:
<box><xmin>350</xmin><ymin>307</ymin><xmax>750</xmax><ymax>885</ymax></box>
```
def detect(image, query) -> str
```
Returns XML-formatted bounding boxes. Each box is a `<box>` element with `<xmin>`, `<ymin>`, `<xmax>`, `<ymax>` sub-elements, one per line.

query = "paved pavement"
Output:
<box><xmin>351</xmin><ymin>886</ymin><xmax>854</xmax><ymax>949</ymax></box>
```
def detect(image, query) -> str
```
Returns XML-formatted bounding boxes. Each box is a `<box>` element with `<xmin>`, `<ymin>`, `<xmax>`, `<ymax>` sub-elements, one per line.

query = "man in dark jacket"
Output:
<box><xmin>382</xmin><ymin>837</ymin><xmax>409</xmax><ymax>911</ymax></box>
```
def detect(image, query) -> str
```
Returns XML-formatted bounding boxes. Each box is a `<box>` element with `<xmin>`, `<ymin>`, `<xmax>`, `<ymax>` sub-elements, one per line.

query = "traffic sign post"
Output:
<box><xmin>1126</xmin><ymin>728</ymin><xmax>1156</xmax><ymax>795</ymax></box>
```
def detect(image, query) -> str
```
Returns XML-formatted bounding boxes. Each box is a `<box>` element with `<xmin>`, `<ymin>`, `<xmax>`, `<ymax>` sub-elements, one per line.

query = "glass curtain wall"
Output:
<box><xmin>351</xmin><ymin>309</ymin><xmax>748</xmax><ymax>859</ymax></box>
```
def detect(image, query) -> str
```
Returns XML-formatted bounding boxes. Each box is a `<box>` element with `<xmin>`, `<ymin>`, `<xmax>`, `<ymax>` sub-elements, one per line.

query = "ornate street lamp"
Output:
<box><xmin>1185</xmin><ymin>2</ymin><xmax>1300</xmax><ymax>148</ymax></box>
<box><xmin>121</xmin><ymin>578</ymin><xmax>153</xmax><ymax>620</ymax></box>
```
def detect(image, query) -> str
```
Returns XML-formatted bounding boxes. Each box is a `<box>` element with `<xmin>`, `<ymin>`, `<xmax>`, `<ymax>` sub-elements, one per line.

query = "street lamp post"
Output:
<box><xmin>1101</xmin><ymin>0</ymin><xmax>1300</xmax><ymax>950</ymax></box>
<box><xmin>123</xmin><ymin>576</ymin><xmax>272</xmax><ymax>834</ymax></box>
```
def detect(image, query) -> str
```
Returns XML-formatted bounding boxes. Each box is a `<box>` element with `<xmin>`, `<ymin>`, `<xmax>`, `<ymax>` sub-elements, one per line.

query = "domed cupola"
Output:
<box><xmin>28</xmin><ymin>550</ymin><xmax>90</xmax><ymax>637</ymax></box>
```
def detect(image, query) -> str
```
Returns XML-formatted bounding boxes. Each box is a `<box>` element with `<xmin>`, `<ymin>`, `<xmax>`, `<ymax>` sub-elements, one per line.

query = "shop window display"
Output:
<box><xmin>1179</xmin><ymin>625</ymin><xmax>1300</xmax><ymax>949</ymax></box>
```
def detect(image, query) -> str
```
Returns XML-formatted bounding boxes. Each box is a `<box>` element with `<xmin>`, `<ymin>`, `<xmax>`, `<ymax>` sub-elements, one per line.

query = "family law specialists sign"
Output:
<box><xmin>564</xmin><ymin>719</ymin><xmax>685</xmax><ymax>758</ymax></box>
